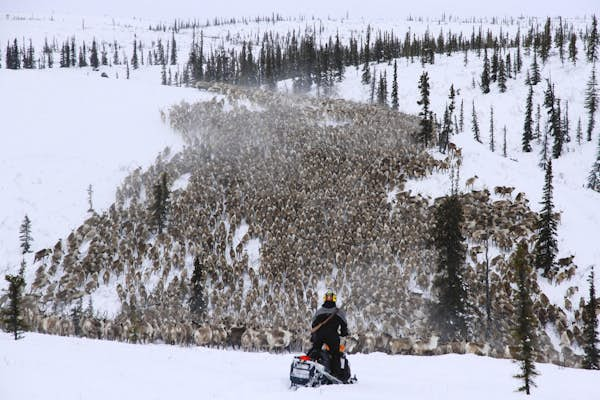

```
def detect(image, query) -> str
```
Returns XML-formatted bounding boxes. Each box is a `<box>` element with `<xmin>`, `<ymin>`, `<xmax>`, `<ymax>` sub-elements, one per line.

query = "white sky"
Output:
<box><xmin>2</xmin><ymin>0</ymin><xmax>598</xmax><ymax>20</ymax></box>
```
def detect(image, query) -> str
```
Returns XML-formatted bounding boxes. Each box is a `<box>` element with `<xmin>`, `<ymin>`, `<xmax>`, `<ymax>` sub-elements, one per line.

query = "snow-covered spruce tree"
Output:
<box><xmin>361</xmin><ymin>27</ymin><xmax>371</xmax><ymax>85</ymax></box>
<box><xmin>543</xmin><ymin>80</ymin><xmax>563</xmax><ymax>158</ymax></box>
<box><xmin>577</xmin><ymin>117</ymin><xmax>583</xmax><ymax>145</ymax></box>
<box><xmin>555</xmin><ymin>17</ymin><xmax>565</xmax><ymax>64</ymax></box>
<box><xmin>587</xmin><ymin>15</ymin><xmax>598</xmax><ymax>63</ymax></box>
<box><xmin>498</xmin><ymin>58</ymin><xmax>507</xmax><ymax>92</ymax></box>
<box><xmin>511</xmin><ymin>241</ymin><xmax>539</xmax><ymax>395</ymax></box>
<box><xmin>585</xmin><ymin>64</ymin><xmax>598</xmax><ymax>142</ymax></box>
<box><xmin>189</xmin><ymin>257</ymin><xmax>207</xmax><ymax>322</ymax></box>
<box><xmin>540</xmin><ymin>17</ymin><xmax>552</xmax><ymax>64</ymax></box>
<box><xmin>90</xmin><ymin>38</ymin><xmax>99</xmax><ymax>69</ymax></box>
<box><xmin>70</xmin><ymin>298</ymin><xmax>83</xmax><ymax>337</ymax></box>
<box><xmin>588</xmin><ymin>132</ymin><xmax>600</xmax><ymax>192</ymax></box>
<box><xmin>503</xmin><ymin>126</ymin><xmax>507</xmax><ymax>158</ymax></box>
<box><xmin>481</xmin><ymin>47</ymin><xmax>491</xmax><ymax>94</ymax></box>
<box><xmin>523</xmin><ymin>80</ymin><xmax>534</xmax><ymax>152</ymax></box>
<box><xmin>87</xmin><ymin>184</ymin><xmax>94</xmax><ymax>212</ymax></box>
<box><xmin>563</xmin><ymin>100</ymin><xmax>570</xmax><ymax>143</ymax></box>
<box><xmin>535</xmin><ymin>104</ymin><xmax>542</xmax><ymax>141</ymax></box>
<box><xmin>431</xmin><ymin>194</ymin><xmax>468</xmax><ymax>342</ymax></box>
<box><xmin>582</xmin><ymin>267</ymin><xmax>600</xmax><ymax>369</ymax></box>
<box><xmin>534</xmin><ymin>159</ymin><xmax>558</xmax><ymax>278</ymax></box>
<box><xmin>149</xmin><ymin>172</ymin><xmax>170</xmax><ymax>234</ymax></box>
<box><xmin>19</xmin><ymin>215</ymin><xmax>33</xmax><ymax>254</ymax></box>
<box><xmin>568</xmin><ymin>32</ymin><xmax>577</xmax><ymax>65</ymax></box>
<box><xmin>471</xmin><ymin>100</ymin><xmax>481</xmax><ymax>143</ymax></box>
<box><xmin>530</xmin><ymin>49</ymin><xmax>541</xmax><ymax>86</ymax></box>
<box><xmin>489</xmin><ymin>105</ymin><xmax>495</xmax><ymax>152</ymax></box>
<box><xmin>416</xmin><ymin>71</ymin><xmax>433</xmax><ymax>147</ymax></box>
<box><xmin>1</xmin><ymin>274</ymin><xmax>27</xmax><ymax>340</ymax></box>
<box><xmin>391</xmin><ymin>60</ymin><xmax>399</xmax><ymax>111</ymax></box>
<box><xmin>170</xmin><ymin>31</ymin><xmax>177</xmax><ymax>65</ymax></box>
<box><xmin>459</xmin><ymin>99</ymin><xmax>464</xmax><ymax>132</ymax></box>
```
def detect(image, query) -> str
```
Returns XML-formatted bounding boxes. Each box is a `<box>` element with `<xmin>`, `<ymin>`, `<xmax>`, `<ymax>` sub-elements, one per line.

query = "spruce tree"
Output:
<box><xmin>1</xmin><ymin>273</ymin><xmax>27</xmax><ymax>340</ymax></box>
<box><xmin>503</xmin><ymin>126</ymin><xmax>508</xmax><ymax>157</ymax></box>
<box><xmin>71</xmin><ymin>298</ymin><xmax>83</xmax><ymax>336</ymax></box>
<box><xmin>568</xmin><ymin>33</ymin><xmax>577</xmax><ymax>65</ymax></box>
<box><xmin>582</xmin><ymin>267</ymin><xmax>599</xmax><ymax>370</ymax></box>
<box><xmin>171</xmin><ymin>31</ymin><xmax>177</xmax><ymax>65</ymax></box>
<box><xmin>530</xmin><ymin>49</ymin><xmax>541</xmax><ymax>86</ymax></box>
<box><xmin>481</xmin><ymin>48</ymin><xmax>491</xmax><ymax>94</ymax></box>
<box><xmin>544</xmin><ymin>80</ymin><xmax>563</xmax><ymax>158</ymax></box>
<box><xmin>585</xmin><ymin>64</ymin><xmax>598</xmax><ymax>142</ymax></box>
<box><xmin>459</xmin><ymin>99</ymin><xmax>464</xmax><ymax>132</ymax></box>
<box><xmin>189</xmin><ymin>257</ymin><xmax>207</xmax><ymax>322</ymax></box>
<box><xmin>489</xmin><ymin>105</ymin><xmax>495</xmax><ymax>152</ymax></box>
<box><xmin>498</xmin><ymin>58</ymin><xmax>507</xmax><ymax>92</ymax></box>
<box><xmin>511</xmin><ymin>241</ymin><xmax>539</xmax><ymax>395</ymax></box>
<box><xmin>588</xmin><ymin>132</ymin><xmax>600</xmax><ymax>192</ymax></box>
<box><xmin>540</xmin><ymin>17</ymin><xmax>552</xmax><ymax>63</ymax></box>
<box><xmin>588</xmin><ymin>15</ymin><xmax>598</xmax><ymax>63</ymax></box>
<box><xmin>471</xmin><ymin>100</ymin><xmax>481</xmax><ymax>143</ymax></box>
<box><xmin>131</xmin><ymin>39</ymin><xmax>139</xmax><ymax>70</ymax></box>
<box><xmin>416</xmin><ymin>71</ymin><xmax>433</xmax><ymax>147</ymax></box>
<box><xmin>90</xmin><ymin>39</ymin><xmax>99</xmax><ymax>69</ymax></box>
<box><xmin>523</xmin><ymin>81</ymin><xmax>534</xmax><ymax>152</ymax></box>
<box><xmin>361</xmin><ymin>27</ymin><xmax>371</xmax><ymax>84</ymax></box>
<box><xmin>431</xmin><ymin>194</ymin><xmax>468</xmax><ymax>342</ymax></box>
<box><xmin>555</xmin><ymin>17</ymin><xmax>565</xmax><ymax>64</ymax></box>
<box><xmin>534</xmin><ymin>159</ymin><xmax>558</xmax><ymax>278</ymax></box>
<box><xmin>563</xmin><ymin>100</ymin><xmax>570</xmax><ymax>143</ymax></box>
<box><xmin>19</xmin><ymin>215</ymin><xmax>33</xmax><ymax>254</ymax></box>
<box><xmin>150</xmin><ymin>172</ymin><xmax>170</xmax><ymax>234</ymax></box>
<box><xmin>577</xmin><ymin>117</ymin><xmax>583</xmax><ymax>145</ymax></box>
<box><xmin>535</xmin><ymin>104</ymin><xmax>542</xmax><ymax>141</ymax></box>
<box><xmin>391</xmin><ymin>60</ymin><xmax>399</xmax><ymax>111</ymax></box>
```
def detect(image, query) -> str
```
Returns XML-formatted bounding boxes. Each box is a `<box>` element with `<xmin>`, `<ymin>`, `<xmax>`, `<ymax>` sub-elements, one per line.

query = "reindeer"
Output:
<box><xmin>33</xmin><ymin>248</ymin><xmax>52</xmax><ymax>263</ymax></box>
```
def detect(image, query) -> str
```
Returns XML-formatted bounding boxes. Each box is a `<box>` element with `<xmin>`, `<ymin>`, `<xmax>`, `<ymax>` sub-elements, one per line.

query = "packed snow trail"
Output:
<box><xmin>1</xmin><ymin>333</ymin><xmax>598</xmax><ymax>400</ymax></box>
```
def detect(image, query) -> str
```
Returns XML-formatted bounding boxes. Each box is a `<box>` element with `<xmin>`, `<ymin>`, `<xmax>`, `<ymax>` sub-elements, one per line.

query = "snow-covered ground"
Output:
<box><xmin>1</xmin><ymin>332</ymin><xmax>598</xmax><ymax>400</ymax></box>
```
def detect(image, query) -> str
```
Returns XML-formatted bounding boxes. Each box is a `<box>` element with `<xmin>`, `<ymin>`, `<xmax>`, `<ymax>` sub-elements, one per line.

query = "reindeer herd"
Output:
<box><xmin>3</xmin><ymin>84</ymin><xmax>586</xmax><ymax>368</ymax></box>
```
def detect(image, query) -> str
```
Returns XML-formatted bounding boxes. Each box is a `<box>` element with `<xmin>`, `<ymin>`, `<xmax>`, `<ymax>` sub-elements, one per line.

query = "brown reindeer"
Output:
<box><xmin>33</xmin><ymin>248</ymin><xmax>52</xmax><ymax>263</ymax></box>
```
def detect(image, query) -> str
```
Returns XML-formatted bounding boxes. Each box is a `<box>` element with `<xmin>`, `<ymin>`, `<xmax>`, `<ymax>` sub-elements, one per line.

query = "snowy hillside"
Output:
<box><xmin>1</xmin><ymin>332</ymin><xmax>598</xmax><ymax>400</ymax></box>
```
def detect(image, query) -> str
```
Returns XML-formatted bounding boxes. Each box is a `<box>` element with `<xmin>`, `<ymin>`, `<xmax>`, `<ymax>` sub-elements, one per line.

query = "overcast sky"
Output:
<box><xmin>2</xmin><ymin>0</ymin><xmax>598</xmax><ymax>20</ymax></box>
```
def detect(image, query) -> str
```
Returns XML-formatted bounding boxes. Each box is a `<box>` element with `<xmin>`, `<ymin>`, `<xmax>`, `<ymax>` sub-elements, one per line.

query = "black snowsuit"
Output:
<box><xmin>310</xmin><ymin>301</ymin><xmax>348</xmax><ymax>379</ymax></box>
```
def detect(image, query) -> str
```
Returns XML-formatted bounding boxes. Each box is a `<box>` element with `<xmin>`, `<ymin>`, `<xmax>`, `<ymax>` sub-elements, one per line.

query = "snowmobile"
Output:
<box><xmin>289</xmin><ymin>343</ymin><xmax>357</xmax><ymax>388</ymax></box>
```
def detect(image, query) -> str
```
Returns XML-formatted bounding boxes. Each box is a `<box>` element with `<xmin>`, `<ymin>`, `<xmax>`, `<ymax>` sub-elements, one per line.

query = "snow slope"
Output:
<box><xmin>1</xmin><ymin>332</ymin><xmax>598</xmax><ymax>400</ymax></box>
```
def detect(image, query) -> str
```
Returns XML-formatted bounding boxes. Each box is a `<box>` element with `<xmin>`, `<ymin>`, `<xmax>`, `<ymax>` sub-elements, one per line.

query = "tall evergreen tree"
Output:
<box><xmin>189</xmin><ymin>257</ymin><xmax>207</xmax><ymax>321</ymax></box>
<box><xmin>471</xmin><ymin>100</ymin><xmax>481</xmax><ymax>143</ymax></box>
<box><xmin>587</xmin><ymin>15</ymin><xmax>598</xmax><ymax>63</ymax></box>
<box><xmin>555</xmin><ymin>17</ymin><xmax>565</xmax><ymax>64</ymax></box>
<box><xmin>71</xmin><ymin>298</ymin><xmax>83</xmax><ymax>336</ymax></box>
<box><xmin>361</xmin><ymin>27</ymin><xmax>371</xmax><ymax>84</ymax></box>
<box><xmin>171</xmin><ymin>31</ymin><xmax>177</xmax><ymax>65</ymax></box>
<box><xmin>489</xmin><ymin>105</ymin><xmax>495</xmax><ymax>152</ymax></box>
<box><xmin>150</xmin><ymin>172</ymin><xmax>170</xmax><ymax>234</ymax></box>
<box><xmin>1</xmin><ymin>273</ymin><xmax>27</xmax><ymax>340</ymax></box>
<box><xmin>416</xmin><ymin>71</ymin><xmax>433</xmax><ymax>147</ymax></box>
<box><xmin>481</xmin><ymin>48</ymin><xmax>491</xmax><ymax>94</ymax></box>
<box><xmin>540</xmin><ymin>17</ymin><xmax>552</xmax><ymax>63</ymax></box>
<box><xmin>19</xmin><ymin>215</ymin><xmax>33</xmax><ymax>254</ymax></box>
<box><xmin>585</xmin><ymin>64</ymin><xmax>598</xmax><ymax>142</ymax></box>
<box><xmin>511</xmin><ymin>241</ymin><xmax>539</xmax><ymax>395</ymax></box>
<box><xmin>131</xmin><ymin>39</ymin><xmax>139</xmax><ymax>70</ymax></box>
<box><xmin>459</xmin><ymin>99</ymin><xmax>464</xmax><ymax>132</ymax></box>
<box><xmin>588</xmin><ymin>131</ymin><xmax>600</xmax><ymax>192</ymax></box>
<box><xmin>523</xmin><ymin>81</ymin><xmax>534</xmax><ymax>152</ymax></box>
<box><xmin>391</xmin><ymin>60</ymin><xmax>399</xmax><ymax>111</ymax></box>
<box><xmin>530</xmin><ymin>49</ymin><xmax>541</xmax><ymax>86</ymax></box>
<box><xmin>577</xmin><ymin>117</ymin><xmax>583</xmax><ymax>145</ymax></box>
<box><xmin>498</xmin><ymin>58</ymin><xmax>507</xmax><ymax>92</ymax></box>
<box><xmin>568</xmin><ymin>32</ymin><xmax>578</xmax><ymax>65</ymax></box>
<box><xmin>503</xmin><ymin>125</ymin><xmax>508</xmax><ymax>157</ymax></box>
<box><xmin>431</xmin><ymin>194</ymin><xmax>468</xmax><ymax>341</ymax></box>
<box><xmin>582</xmin><ymin>267</ymin><xmax>599</xmax><ymax>369</ymax></box>
<box><xmin>90</xmin><ymin>38</ymin><xmax>99</xmax><ymax>69</ymax></box>
<box><xmin>534</xmin><ymin>159</ymin><xmax>558</xmax><ymax>277</ymax></box>
<box><xmin>544</xmin><ymin>80</ymin><xmax>563</xmax><ymax>158</ymax></box>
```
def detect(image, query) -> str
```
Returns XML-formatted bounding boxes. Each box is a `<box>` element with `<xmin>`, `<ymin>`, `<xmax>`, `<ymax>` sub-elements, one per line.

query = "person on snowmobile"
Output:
<box><xmin>309</xmin><ymin>289</ymin><xmax>348</xmax><ymax>380</ymax></box>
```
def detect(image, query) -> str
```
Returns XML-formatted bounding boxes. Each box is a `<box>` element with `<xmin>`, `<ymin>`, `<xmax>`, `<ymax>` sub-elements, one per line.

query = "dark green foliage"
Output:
<box><xmin>582</xmin><ymin>267</ymin><xmax>599</xmax><ymax>369</ymax></box>
<box><xmin>131</xmin><ymin>39</ymin><xmax>139</xmax><ymax>70</ymax></box>
<box><xmin>416</xmin><ymin>71</ymin><xmax>433</xmax><ymax>147</ymax></box>
<box><xmin>431</xmin><ymin>195</ymin><xmax>468</xmax><ymax>342</ymax></box>
<box><xmin>530</xmin><ymin>50</ymin><xmax>541</xmax><ymax>86</ymax></box>
<box><xmin>588</xmin><ymin>133</ymin><xmax>600</xmax><ymax>192</ymax></box>
<box><xmin>543</xmin><ymin>80</ymin><xmax>563</xmax><ymax>158</ymax></box>
<box><xmin>149</xmin><ymin>172</ymin><xmax>170</xmax><ymax>234</ymax></box>
<box><xmin>71</xmin><ymin>298</ymin><xmax>83</xmax><ymax>336</ymax></box>
<box><xmin>523</xmin><ymin>81</ymin><xmax>534</xmax><ymax>152</ymax></box>
<box><xmin>481</xmin><ymin>48</ymin><xmax>491</xmax><ymax>93</ymax></box>
<box><xmin>189</xmin><ymin>257</ymin><xmax>207</xmax><ymax>321</ymax></box>
<box><xmin>585</xmin><ymin>65</ymin><xmax>598</xmax><ymax>142</ymax></box>
<box><xmin>534</xmin><ymin>159</ymin><xmax>558</xmax><ymax>278</ymax></box>
<box><xmin>391</xmin><ymin>60</ymin><xmax>399</xmax><ymax>110</ymax></box>
<box><xmin>377</xmin><ymin>71</ymin><xmax>387</xmax><ymax>106</ymax></box>
<box><xmin>1</xmin><ymin>274</ymin><xmax>27</xmax><ymax>340</ymax></box>
<box><xmin>511</xmin><ymin>241</ymin><xmax>539</xmax><ymax>395</ymax></box>
<box><xmin>568</xmin><ymin>33</ymin><xmax>577</xmax><ymax>65</ymax></box>
<box><xmin>489</xmin><ymin>105</ymin><xmax>495</xmax><ymax>152</ymax></box>
<box><xmin>19</xmin><ymin>215</ymin><xmax>33</xmax><ymax>254</ymax></box>
<box><xmin>471</xmin><ymin>100</ymin><xmax>481</xmax><ymax>143</ymax></box>
<box><xmin>171</xmin><ymin>31</ymin><xmax>177</xmax><ymax>65</ymax></box>
<box><xmin>539</xmin><ymin>17</ymin><xmax>552</xmax><ymax>63</ymax></box>
<box><xmin>555</xmin><ymin>17</ymin><xmax>565</xmax><ymax>63</ymax></box>
<box><xmin>90</xmin><ymin>39</ymin><xmax>99</xmax><ymax>69</ymax></box>
<box><xmin>498</xmin><ymin>58</ymin><xmax>507</xmax><ymax>92</ymax></box>
<box><xmin>459</xmin><ymin>99</ymin><xmax>464</xmax><ymax>132</ymax></box>
<box><xmin>587</xmin><ymin>15</ymin><xmax>598</xmax><ymax>63</ymax></box>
